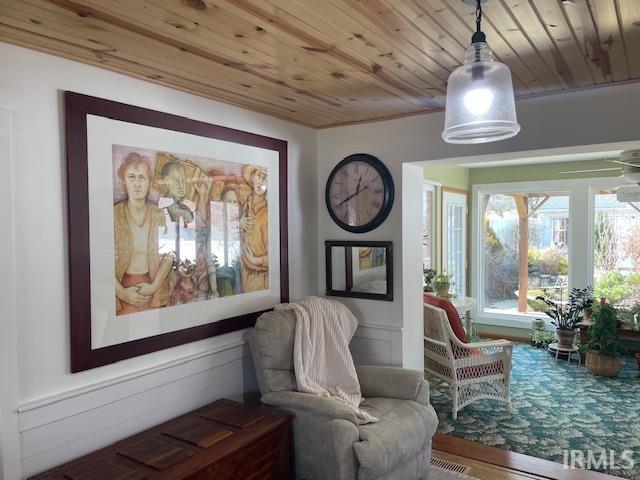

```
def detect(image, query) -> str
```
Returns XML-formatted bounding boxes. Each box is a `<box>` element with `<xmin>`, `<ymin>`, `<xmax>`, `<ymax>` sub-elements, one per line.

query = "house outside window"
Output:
<box><xmin>551</xmin><ymin>217</ymin><xmax>569</xmax><ymax>248</ymax></box>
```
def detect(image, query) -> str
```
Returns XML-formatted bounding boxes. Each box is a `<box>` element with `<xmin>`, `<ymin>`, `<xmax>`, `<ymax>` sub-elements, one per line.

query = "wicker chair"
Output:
<box><xmin>423</xmin><ymin>303</ymin><xmax>513</xmax><ymax>420</ymax></box>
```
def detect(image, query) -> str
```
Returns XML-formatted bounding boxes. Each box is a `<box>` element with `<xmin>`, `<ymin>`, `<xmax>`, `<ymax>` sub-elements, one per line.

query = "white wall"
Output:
<box><xmin>318</xmin><ymin>81</ymin><xmax>640</xmax><ymax>370</ymax></box>
<box><xmin>0</xmin><ymin>42</ymin><xmax>317</xmax><ymax>478</ymax></box>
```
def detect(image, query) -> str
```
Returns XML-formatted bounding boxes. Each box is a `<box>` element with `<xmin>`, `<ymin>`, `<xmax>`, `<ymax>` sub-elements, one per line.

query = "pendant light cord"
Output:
<box><xmin>471</xmin><ymin>0</ymin><xmax>486</xmax><ymax>44</ymax></box>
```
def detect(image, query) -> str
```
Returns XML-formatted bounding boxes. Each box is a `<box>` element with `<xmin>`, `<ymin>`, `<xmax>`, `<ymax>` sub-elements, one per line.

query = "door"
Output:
<box><xmin>442</xmin><ymin>190</ymin><xmax>468</xmax><ymax>297</ymax></box>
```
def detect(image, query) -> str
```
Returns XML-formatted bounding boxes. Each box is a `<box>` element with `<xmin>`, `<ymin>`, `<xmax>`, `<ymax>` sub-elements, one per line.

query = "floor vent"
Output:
<box><xmin>430</xmin><ymin>457</ymin><xmax>471</xmax><ymax>474</ymax></box>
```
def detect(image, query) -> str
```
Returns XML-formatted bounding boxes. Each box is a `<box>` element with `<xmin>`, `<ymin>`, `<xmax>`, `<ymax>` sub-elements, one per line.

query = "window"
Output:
<box><xmin>592</xmin><ymin>189</ymin><xmax>640</xmax><ymax>309</ymax></box>
<box><xmin>475</xmin><ymin>178</ymin><xmax>640</xmax><ymax>326</ymax></box>
<box><xmin>422</xmin><ymin>184</ymin><xmax>435</xmax><ymax>269</ymax></box>
<box><xmin>443</xmin><ymin>190</ymin><xmax>467</xmax><ymax>297</ymax></box>
<box><xmin>479</xmin><ymin>190</ymin><xmax>569</xmax><ymax>317</ymax></box>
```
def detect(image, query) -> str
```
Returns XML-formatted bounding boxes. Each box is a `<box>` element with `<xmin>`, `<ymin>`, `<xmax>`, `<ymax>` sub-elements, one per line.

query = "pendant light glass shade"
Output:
<box><xmin>442</xmin><ymin>42</ymin><xmax>520</xmax><ymax>144</ymax></box>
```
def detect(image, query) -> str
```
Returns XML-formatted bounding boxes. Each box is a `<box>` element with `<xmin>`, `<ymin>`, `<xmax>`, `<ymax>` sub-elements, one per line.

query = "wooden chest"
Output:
<box><xmin>30</xmin><ymin>399</ymin><xmax>292</xmax><ymax>480</ymax></box>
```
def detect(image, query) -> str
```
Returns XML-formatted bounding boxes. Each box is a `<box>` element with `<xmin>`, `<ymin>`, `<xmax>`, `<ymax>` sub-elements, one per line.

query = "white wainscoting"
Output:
<box><xmin>18</xmin><ymin>340</ymin><xmax>257</xmax><ymax>478</ymax></box>
<box><xmin>350</xmin><ymin>322</ymin><xmax>403</xmax><ymax>367</ymax></box>
<box><xmin>16</xmin><ymin>320</ymin><xmax>402</xmax><ymax>477</ymax></box>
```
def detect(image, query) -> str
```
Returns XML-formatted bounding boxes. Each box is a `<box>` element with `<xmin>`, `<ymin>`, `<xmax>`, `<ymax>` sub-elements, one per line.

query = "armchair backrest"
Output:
<box><xmin>423</xmin><ymin>303</ymin><xmax>451</xmax><ymax>344</ymax></box>
<box><xmin>423</xmin><ymin>304</ymin><xmax>457</xmax><ymax>378</ymax></box>
<box><xmin>247</xmin><ymin>309</ymin><xmax>298</xmax><ymax>395</ymax></box>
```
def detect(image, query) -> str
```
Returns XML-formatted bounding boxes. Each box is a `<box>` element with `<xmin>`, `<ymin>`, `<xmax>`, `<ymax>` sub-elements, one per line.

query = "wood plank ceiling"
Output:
<box><xmin>1</xmin><ymin>0</ymin><xmax>638</xmax><ymax>128</ymax></box>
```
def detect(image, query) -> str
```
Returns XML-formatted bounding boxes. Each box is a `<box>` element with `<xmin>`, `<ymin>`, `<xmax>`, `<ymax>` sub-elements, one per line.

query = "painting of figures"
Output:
<box><xmin>65</xmin><ymin>92</ymin><xmax>287</xmax><ymax>371</ymax></box>
<box><xmin>112</xmin><ymin>145</ymin><xmax>269</xmax><ymax>316</ymax></box>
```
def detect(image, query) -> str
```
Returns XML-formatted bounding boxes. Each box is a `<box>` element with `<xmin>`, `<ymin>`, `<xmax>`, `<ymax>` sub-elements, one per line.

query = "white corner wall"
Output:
<box><xmin>0</xmin><ymin>42</ymin><xmax>317</xmax><ymax>478</ymax></box>
<box><xmin>318</xmin><ymin>81</ymin><xmax>640</xmax><ymax>371</ymax></box>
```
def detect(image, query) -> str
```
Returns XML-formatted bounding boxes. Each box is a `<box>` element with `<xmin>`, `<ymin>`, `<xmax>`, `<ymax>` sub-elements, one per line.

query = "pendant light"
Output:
<box><xmin>442</xmin><ymin>0</ymin><xmax>520</xmax><ymax>144</ymax></box>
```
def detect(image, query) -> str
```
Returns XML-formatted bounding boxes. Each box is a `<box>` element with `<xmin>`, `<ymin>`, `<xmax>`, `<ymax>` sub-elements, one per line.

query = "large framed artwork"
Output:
<box><xmin>66</xmin><ymin>92</ymin><xmax>288</xmax><ymax>372</ymax></box>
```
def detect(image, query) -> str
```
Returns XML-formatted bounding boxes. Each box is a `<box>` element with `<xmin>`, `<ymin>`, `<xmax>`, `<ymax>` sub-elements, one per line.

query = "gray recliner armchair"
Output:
<box><xmin>247</xmin><ymin>309</ymin><xmax>439</xmax><ymax>480</ymax></box>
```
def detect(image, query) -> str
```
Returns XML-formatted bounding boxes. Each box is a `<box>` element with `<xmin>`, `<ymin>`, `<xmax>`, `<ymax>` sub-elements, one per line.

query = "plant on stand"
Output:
<box><xmin>584</xmin><ymin>301</ymin><xmax>625</xmax><ymax>377</ymax></box>
<box><xmin>423</xmin><ymin>268</ymin><xmax>437</xmax><ymax>293</ymax></box>
<box><xmin>536</xmin><ymin>287</ymin><xmax>593</xmax><ymax>349</ymax></box>
<box><xmin>433</xmin><ymin>272</ymin><xmax>453</xmax><ymax>298</ymax></box>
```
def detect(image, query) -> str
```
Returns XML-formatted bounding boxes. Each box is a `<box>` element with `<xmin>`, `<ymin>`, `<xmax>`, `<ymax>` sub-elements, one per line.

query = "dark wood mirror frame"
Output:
<box><xmin>325</xmin><ymin>240</ymin><xmax>393</xmax><ymax>301</ymax></box>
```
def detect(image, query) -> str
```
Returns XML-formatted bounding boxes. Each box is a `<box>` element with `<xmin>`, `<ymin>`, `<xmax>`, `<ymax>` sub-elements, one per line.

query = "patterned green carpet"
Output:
<box><xmin>430</xmin><ymin>344</ymin><xmax>640</xmax><ymax>479</ymax></box>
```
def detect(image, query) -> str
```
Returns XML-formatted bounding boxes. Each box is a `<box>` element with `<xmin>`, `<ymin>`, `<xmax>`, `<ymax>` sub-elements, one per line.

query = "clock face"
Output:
<box><xmin>326</xmin><ymin>154</ymin><xmax>394</xmax><ymax>233</ymax></box>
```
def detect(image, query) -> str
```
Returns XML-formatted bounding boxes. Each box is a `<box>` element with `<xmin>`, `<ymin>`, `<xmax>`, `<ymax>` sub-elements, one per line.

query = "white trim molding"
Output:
<box><xmin>0</xmin><ymin>108</ymin><xmax>22</xmax><ymax>480</ymax></box>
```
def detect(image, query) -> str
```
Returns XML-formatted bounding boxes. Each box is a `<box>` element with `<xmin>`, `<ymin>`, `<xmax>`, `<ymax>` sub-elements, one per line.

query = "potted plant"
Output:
<box><xmin>536</xmin><ymin>287</ymin><xmax>592</xmax><ymax>349</ymax></box>
<box><xmin>584</xmin><ymin>301</ymin><xmax>625</xmax><ymax>377</ymax></box>
<box><xmin>572</xmin><ymin>286</ymin><xmax>595</xmax><ymax>322</ymax></box>
<box><xmin>432</xmin><ymin>272</ymin><xmax>453</xmax><ymax>298</ymax></box>
<box><xmin>423</xmin><ymin>267</ymin><xmax>437</xmax><ymax>293</ymax></box>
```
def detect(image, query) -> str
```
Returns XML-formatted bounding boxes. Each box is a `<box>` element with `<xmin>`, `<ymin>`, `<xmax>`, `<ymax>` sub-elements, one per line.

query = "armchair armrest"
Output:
<box><xmin>355</xmin><ymin>365</ymin><xmax>430</xmax><ymax>405</ymax></box>
<box><xmin>464</xmin><ymin>339</ymin><xmax>513</xmax><ymax>349</ymax></box>
<box><xmin>261</xmin><ymin>391</ymin><xmax>358</xmax><ymax>425</ymax></box>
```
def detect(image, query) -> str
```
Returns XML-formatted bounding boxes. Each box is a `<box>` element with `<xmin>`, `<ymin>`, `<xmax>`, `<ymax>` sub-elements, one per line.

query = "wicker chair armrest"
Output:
<box><xmin>463</xmin><ymin>339</ymin><xmax>513</xmax><ymax>349</ymax></box>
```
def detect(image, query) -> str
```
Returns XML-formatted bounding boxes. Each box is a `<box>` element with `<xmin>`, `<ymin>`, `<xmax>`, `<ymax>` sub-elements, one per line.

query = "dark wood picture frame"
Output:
<box><xmin>66</xmin><ymin>92</ymin><xmax>288</xmax><ymax>372</ymax></box>
<box><xmin>325</xmin><ymin>240</ymin><xmax>393</xmax><ymax>301</ymax></box>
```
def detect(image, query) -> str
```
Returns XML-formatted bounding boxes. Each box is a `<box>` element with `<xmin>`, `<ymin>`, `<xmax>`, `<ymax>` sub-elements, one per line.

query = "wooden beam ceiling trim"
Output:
<box><xmin>529</xmin><ymin>0</ymin><xmax>603</xmax><ymax>85</ymax></box>
<box><xmin>1</xmin><ymin>0</ymin><xmax>639</xmax><ymax>128</ymax></box>
<box><xmin>44</xmin><ymin>0</ymin><xmax>352</xmax><ymax>111</ymax></box>
<box><xmin>560</xmin><ymin>0</ymin><xmax>614</xmax><ymax>83</ymax></box>
<box><xmin>615</xmin><ymin>0</ymin><xmax>640</xmax><ymax>78</ymax></box>
<box><xmin>8</xmin><ymin>0</ymin><xmax>362</xmax><ymax>123</ymax></box>
<box><xmin>583</xmin><ymin>0</ymin><xmax>630</xmax><ymax>83</ymax></box>
<box><xmin>115</xmin><ymin>0</ymin><xmax>420</xmax><ymax>118</ymax></box>
<box><xmin>245</xmin><ymin>0</ymin><xmax>444</xmax><ymax>104</ymax></box>
<box><xmin>0</xmin><ymin>23</ymin><xmax>323</xmax><ymax>126</ymax></box>
<box><xmin>480</xmin><ymin>0</ymin><xmax>569</xmax><ymax>89</ymax></box>
<box><xmin>190</xmin><ymin>0</ymin><xmax>440</xmax><ymax>112</ymax></box>
<box><xmin>332</xmin><ymin>0</ymin><xmax>458</xmax><ymax>74</ymax></box>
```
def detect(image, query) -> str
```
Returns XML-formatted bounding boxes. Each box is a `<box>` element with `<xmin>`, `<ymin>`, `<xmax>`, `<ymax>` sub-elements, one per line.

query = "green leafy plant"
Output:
<box><xmin>433</xmin><ymin>272</ymin><xmax>453</xmax><ymax>284</ymax></box>
<box><xmin>585</xmin><ymin>303</ymin><xmax>625</xmax><ymax>357</ymax></box>
<box><xmin>536</xmin><ymin>287</ymin><xmax>592</xmax><ymax>331</ymax></box>
<box><xmin>595</xmin><ymin>271</ymin><xmax>632</xmax><ymax>304</ymax></box>
<box><xmin>528</xmin><ymin>246</ymin><xmax>568</xmax><ymax>277</ymax></box>
<box><xmin>569</xmin><ymin>286</ymin><xmax>594</xmax><ymax>311</ymax></box>
<box><xmin>529</xmin><ymin>330</ymin><xmax>555</xmax><ymax>348</ymax></box>
<box><xmin>423</xmin><ymin>267</ymin><xmax>437</xmax><ymax>287</ymax></box>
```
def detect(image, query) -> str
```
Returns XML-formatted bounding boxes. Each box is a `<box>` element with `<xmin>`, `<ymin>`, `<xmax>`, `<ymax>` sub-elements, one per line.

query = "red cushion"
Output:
<box><xmin>424</xmin><ymin>293</ymin><xmax>468</xmax><ymax>343</ymax></box>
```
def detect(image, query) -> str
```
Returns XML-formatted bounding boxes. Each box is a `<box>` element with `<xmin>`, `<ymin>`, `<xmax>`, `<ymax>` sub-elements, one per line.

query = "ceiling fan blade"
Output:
<box><xmin>609</xmin><ymin>159</ymin><xmax>640</xmax><ymax>168</ymax></box>
<box><xmin>558</xmin><ymin>167</ymin><xmax>622</xmax><ymax>174</ymax></box>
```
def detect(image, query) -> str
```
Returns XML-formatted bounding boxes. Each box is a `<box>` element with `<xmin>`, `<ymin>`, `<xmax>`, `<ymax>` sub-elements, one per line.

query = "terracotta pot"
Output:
<box><xmin>434</xmin><ymin>282</ymin><xmax>450</xmax><ymax>297</ymax></box>
<box><xmin>586</xmin><ymin>350</ymin><xmax>622</xmax><ymax>377</ymax></box>
<box><xmin>555</xmin><ymin>328</ymin><xmax>576</xmax><ymax>349</ymax></box>
<box><xmin>583</xmin><ymin>307</ymin><xmax>593</xmax><ymax>322</ymax></box>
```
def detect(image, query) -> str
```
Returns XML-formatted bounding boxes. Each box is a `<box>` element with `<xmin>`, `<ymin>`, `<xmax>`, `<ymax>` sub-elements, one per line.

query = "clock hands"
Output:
<box><xmin>335</xmin><ymin>184</ymin><xmax>368</xmax><ymax>208</ymax></box>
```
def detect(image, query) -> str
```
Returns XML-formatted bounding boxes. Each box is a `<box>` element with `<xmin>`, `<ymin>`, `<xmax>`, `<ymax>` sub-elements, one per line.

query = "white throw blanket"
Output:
<box><xmin>275</xmin><ymin>296</ymin><xmax>378</xmax><ymax>424</ymax></box>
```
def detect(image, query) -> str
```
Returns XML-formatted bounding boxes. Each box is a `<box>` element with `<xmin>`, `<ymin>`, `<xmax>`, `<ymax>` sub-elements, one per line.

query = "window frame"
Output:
<box><xmin>422</xmin><ymin>182</ymin><xmax>438</xmax><ymax>270</ymax></box>
<box><xmin>471</xmin><ymin>177</ymin><xmax>628</xmax><ymax>328</ymax></box>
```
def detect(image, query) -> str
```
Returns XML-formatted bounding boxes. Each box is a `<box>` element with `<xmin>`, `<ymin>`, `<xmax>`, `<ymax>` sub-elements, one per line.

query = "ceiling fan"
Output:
<box><xmin>559</xmin><ymin>149</ymin><xmax>640</xmax><ymax>202</ymax></box>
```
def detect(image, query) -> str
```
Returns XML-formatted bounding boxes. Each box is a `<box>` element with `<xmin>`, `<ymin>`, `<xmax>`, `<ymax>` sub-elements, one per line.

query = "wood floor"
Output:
<box><xmin>433</xmin><ymin>434</ymin><xmax>623</xmax><ymax>480</ymax></box>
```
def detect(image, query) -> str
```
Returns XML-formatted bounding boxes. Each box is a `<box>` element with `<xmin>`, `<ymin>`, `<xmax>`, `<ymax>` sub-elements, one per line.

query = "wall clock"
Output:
<box><xmin>325</xmin><ymin>153</ymin><xmax>394</xmax><ymax>233</ymax></box>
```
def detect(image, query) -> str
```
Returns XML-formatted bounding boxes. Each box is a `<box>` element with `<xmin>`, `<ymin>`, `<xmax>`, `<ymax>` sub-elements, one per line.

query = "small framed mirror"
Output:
<box><xmin>325</xmin><ymin>240</ymin><xmax>393</xmax><ymax>301</ymax></box>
